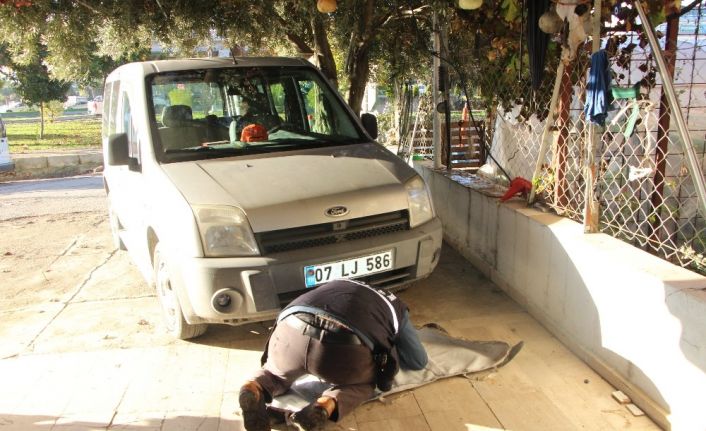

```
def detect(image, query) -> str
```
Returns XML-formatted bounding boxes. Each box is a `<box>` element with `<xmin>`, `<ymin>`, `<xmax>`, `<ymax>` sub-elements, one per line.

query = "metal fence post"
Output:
<box><xmin>647</xmin><ymin>2</ymin><xmax>678</xmax><ymax>250</ymax></box>
<box><xmin>432</xmin><ymin>9</ymin><xmax>442</xmax><ymax>169</ymax></box>
<box><xmin>635</xmin><ymin>0</ymin><xmax>706</xmax><ymax>220</ymax></box>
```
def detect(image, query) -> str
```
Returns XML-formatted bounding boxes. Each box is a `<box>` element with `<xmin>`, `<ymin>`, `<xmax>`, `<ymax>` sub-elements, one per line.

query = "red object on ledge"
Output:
<box><xmin>500</xmin><ymin>177</ymin><xmax>532</xmax><ymax>202</ymax></box>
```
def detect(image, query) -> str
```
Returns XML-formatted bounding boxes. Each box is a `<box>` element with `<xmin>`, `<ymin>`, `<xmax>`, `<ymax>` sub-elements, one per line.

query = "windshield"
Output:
<box><xmin>148</xmin><ymin>66</ymin><xmax>366</xmax><ymax>162</ymax></box>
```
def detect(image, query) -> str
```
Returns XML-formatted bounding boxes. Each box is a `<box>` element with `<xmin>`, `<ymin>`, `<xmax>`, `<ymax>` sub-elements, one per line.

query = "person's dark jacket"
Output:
<box><xmin>270</xmin><ymin>279</ymin><xmax>409</xmax><ymax>391</ymax></box>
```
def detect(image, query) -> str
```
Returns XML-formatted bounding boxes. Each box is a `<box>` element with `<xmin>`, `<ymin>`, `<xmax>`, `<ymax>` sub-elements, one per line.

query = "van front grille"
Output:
<box><xmin>257</xmin><ymin>210</ymin><xmax>409</xmax><ymax>254</ymax></box>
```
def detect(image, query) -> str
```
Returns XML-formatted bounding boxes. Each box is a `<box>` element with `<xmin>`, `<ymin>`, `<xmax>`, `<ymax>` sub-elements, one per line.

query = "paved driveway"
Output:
<box><xmin>0</xmin><ymin>175</ymin><xmax>659</xmax><ymax>430</ymax></box>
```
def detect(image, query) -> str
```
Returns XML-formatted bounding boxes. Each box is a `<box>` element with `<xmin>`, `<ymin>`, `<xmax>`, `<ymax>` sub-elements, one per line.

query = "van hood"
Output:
<box><xmin>160</xmin><ymin>143</ymin><xmax>416</xmax><ymax>232</ymax></box>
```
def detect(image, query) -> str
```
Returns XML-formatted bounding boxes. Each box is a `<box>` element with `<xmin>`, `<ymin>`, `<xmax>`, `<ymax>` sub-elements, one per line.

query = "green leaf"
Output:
<box><xmin>502</xmin><ymin>0</ymin><xmax>520</xmax><ymax>23</ymax></box>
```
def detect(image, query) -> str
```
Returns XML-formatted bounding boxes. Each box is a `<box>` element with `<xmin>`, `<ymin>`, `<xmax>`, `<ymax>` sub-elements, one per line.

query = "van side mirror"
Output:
<box><xmin>107</xmin><ymin>133</ymin><xmax>129</xmax><ymax>166</ymax></box>
<box><xmin>361</xmin><ymin>113</ymin><xmax>378</xmax><ymax>140</ymax></box>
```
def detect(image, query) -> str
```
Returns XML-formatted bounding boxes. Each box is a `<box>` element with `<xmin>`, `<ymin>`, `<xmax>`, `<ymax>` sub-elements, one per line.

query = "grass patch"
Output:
<box><xmin>7</xmin><ymin>118</ymin><xmax>102</xmax><ymax>152</ymax></box>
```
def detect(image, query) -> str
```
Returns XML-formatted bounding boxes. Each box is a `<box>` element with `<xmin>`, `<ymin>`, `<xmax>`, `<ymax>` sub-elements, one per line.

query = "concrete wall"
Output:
<box><xmin>418</xmin><ymin>162</ymin><xmax>706</xmax><ymax>431</ymax></box>
<box><xmin>3</xmin><ymin>152</ymin><xmax>103</xmax><ymax>179</ymax></box>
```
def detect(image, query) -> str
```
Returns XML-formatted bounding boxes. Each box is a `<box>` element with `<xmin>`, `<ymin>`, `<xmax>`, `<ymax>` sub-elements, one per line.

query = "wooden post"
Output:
<box><xmin>529</xmin><ymin>58</ymin><xmax>566</xmax><ymax>204</ymax></box>
<box><xmin>555</xmin><ymin>61</ymin><xmax>574</xmax><ymax>209</ymax></box>
<box><xmin>582</xmin><ymin>0</ymin><xmax>603</xmax><ymax>233</ymax></box>
<box><xmin>480</xmin><ymin>117</ymin><xmax>487</xmax><ymax>164</ymax></box>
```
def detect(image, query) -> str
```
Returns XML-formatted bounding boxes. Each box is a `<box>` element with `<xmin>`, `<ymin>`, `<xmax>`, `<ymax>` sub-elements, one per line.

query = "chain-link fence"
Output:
<box><xmin>407</xmin><ymin>3</ymin><xmax>706</xmax><ymax>274</ymax></box>
<box><xmin>593</xmin><ymin>9</ymin><xmax>706</xmax><ymax>272</ymax></box>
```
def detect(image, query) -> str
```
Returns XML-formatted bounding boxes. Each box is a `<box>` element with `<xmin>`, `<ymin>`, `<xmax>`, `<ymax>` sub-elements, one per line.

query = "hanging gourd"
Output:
<box><xmin>317</xmin><ymin>0</ymin><xmax>337</xmax><ymax>13</ymax></box>
<box><xmin>539</xmin><ymin>7</ymin><xmax>563</xmax><ymax>34</ymax></box>
<box><xmin>458</xmin><ymin>0</ymin><xmax>483</xmax><ymax>9</ymax></box>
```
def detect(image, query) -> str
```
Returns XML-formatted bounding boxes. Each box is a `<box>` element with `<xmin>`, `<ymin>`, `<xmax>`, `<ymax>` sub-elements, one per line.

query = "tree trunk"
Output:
<box><xmin>311</xmin><ymin>13</ymin><xmax>338</xmax><ymax>89</ymax></box>
<box><xmin>347</xmin><ymin>46</ymin><xmax>371</xmax><ymax>116</ymax></box>
<box><xmin>341</xmin><ymin>0</ymin><xmax>397</xmax><ymax>116</ymax></box>
<box><xmin>39</xmin><ymin>102</ymin><xmax>45</xmax><ymax>140</ymax></box>
<box><xmin>345</xmin><ymin>0</ymin><xmax>375</xmax><ymax>116</ymax></box>
<box><xmin>393</xmin><ymin>76</ymin><xmax>401</xmax><ymax>145</ymax></box>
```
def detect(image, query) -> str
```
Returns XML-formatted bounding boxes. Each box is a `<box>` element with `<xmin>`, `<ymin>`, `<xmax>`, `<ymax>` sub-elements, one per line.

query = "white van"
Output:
<box><xmin>102</xmin><ymin>57</ymin><xmax>442</xmax><ymax>339</ymax></box>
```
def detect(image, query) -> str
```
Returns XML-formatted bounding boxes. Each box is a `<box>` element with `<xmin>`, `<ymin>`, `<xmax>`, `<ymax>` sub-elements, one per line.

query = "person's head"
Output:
<box><xmin>239</xmin><ymin>98</ymin><xmax>250</xmax><ymax>115</ymax></box>
<box><xmin>242</xmin><ymin>90</ymin><xmax>270</xmax><ymax>116</ymax></box>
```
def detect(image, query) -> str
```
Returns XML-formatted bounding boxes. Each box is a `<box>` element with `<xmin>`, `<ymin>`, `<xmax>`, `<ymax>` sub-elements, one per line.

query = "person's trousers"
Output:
<box><xmin>252</xmin><ymin>316</ymin><xmax>377</xmax><ymax>420</ymax></box>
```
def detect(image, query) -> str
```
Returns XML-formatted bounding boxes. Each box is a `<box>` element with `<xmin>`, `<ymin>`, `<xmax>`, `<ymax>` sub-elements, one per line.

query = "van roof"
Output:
<box><xmin>107</xmin><ymin>57</ymin><xmax>312</xmax><ymax>80</ymax></box>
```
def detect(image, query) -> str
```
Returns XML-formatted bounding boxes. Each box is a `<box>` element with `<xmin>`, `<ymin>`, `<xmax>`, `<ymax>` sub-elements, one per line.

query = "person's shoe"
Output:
<box><xmin>289</xmin><ymin>401</ymin><xmax>330</xmax><ymax>431</ymax></box>
<box><xmin>238</xmin><ymin>381</ymin><xmax>270</xmax><ymax>431</ymax></box>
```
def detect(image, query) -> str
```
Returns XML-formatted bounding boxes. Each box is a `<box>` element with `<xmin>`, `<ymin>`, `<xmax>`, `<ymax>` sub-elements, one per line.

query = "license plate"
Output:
<box><xmin>304</xmin><ymin>250</ymin><xmax>394</xmax><ymax>288</ymax></box>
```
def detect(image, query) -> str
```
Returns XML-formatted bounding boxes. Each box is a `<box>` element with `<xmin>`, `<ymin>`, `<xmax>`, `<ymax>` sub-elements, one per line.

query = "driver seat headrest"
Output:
<box><xmin>162</xmin><ymin>105</ymin><xmax>193</xmax><ymax>127</ymax></box>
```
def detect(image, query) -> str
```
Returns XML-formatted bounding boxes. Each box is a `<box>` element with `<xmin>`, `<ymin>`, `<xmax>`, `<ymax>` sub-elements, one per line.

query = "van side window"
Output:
<box><xmin>298</xmin><ymin>77</ymin><xmax>355</xmax><ymax>137</ymax></box>
<box><xmin>108</xmin><ymin>81</ymin><xmax>120</xmax><ymax>136</ymax></box>
<box><xmin>102</xmin><ymin>81</ymin><xmax>112</xmax><ymax>136</ymax></box>
<box><xmin>121</xmin><ymin>93</ymin><xmax>140</xmax><ymax>162</ymax></box>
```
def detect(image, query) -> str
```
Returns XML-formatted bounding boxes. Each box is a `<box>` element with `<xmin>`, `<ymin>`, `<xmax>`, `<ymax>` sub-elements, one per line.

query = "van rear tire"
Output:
<box><xmin>153</xmin><ymin>243</ymin><xmax>207</xmax><ymax>340</ymax></box>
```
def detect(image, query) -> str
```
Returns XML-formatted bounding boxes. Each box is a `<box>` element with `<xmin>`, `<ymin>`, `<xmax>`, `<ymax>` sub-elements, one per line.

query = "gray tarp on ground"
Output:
<box><xmin>270</xmin><ymin>324</ymin><xmax>523</xmax><ymax>413</ymax></box>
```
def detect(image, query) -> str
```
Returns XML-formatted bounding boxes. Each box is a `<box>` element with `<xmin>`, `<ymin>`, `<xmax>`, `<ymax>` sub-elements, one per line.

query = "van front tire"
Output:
<box><xmin>153</xmin><ymin>243</ymin><xmax>207</xmax><ymax>340</ymax></box>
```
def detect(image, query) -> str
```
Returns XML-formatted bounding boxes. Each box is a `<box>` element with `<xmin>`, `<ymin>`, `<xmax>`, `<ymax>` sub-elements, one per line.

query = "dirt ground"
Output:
<box><xmin>0</xmin><ymin>210</ymin><xmax>174</xmax><ymax>359</ymax></box>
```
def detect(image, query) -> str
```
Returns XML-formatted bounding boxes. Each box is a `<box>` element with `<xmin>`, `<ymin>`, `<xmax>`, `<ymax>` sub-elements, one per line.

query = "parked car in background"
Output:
<box><xmin>88</xmin><ymin>96</ymin><xmax>103</xmax><ymax>116</ymax></box>
<box><xmin>102</xmin><ymin>57</ymin><xmax>442</xmax><ymax>340</ymax></box>
<box><xmin>1</xmin><ymin>101</ymin><xmax>25</xmax><ymax>112</ymax></box>
<box><xmin>64</xmin><ymin>95</ymin><xmax>88</xmax><ymax>109</ymax></box>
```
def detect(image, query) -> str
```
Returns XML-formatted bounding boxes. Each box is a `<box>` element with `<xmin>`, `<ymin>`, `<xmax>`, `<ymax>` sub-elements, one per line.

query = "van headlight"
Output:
<box><xmin>405</xmin><ymin>176</ymin><xmax>434</xmax><ymax>228</ymax></box>
<box><xmin>193</xmin><ymin>205</ymin><xmax>260</xmax><ymax>257</ymax></box>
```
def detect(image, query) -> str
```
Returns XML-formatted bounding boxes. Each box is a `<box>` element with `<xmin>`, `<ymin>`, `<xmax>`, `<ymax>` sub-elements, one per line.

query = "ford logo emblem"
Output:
<box><xmin>325</xmin><ymin>206</ymin><xmax>349</xmax><ymax>217</ymax></box>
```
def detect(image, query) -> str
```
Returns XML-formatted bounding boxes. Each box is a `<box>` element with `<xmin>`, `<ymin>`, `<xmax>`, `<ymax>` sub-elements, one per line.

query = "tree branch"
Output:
<box><xmin>360</xmin><ymin>3</ymin><xmax>427</xmax><ymax>51</ymax></box>
<box><xmin>272</xmin><ymin>12</ymin><xmax>314</xmax><ymax>54</ymax></box>
<box><xmin>311</xmin><ymin>13</ymin><xmax>337</xmax><ymax>84</ymax></box>
<box><xmin>667</xmin><ymin>0</ymin><xmax>703</xmax><ymax>20</ymax></box>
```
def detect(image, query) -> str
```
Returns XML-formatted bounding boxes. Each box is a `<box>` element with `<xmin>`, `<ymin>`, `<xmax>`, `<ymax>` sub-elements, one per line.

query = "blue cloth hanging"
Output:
<box><xmin>584</xmin><ymin>49</ymin><xmax>613</xmax><ymax>126</ymax></box>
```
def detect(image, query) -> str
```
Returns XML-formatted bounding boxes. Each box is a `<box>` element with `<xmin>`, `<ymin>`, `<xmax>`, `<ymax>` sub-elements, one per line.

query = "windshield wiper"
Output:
<box><xmin>163</xmin><ymin>146</ymin><xmax>246</xmax><ymax>159</ymax></box>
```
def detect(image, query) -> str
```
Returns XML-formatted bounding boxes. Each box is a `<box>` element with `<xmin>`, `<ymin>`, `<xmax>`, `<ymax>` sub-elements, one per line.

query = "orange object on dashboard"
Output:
<box><xmin>240</xmin><ymin>124</ymin><xmax>268</xmax><ymax>143</ymax></box>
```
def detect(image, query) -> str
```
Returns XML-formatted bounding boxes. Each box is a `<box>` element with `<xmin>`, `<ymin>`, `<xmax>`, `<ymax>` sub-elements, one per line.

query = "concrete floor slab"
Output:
<box><xmin>0</xmin><ymin>198</ymin><xmax>660</xmax><ymax>430</ymax></box>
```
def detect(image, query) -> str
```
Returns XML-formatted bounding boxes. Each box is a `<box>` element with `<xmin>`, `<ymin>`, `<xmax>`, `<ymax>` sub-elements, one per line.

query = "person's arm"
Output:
<box><xmin>396</xmin><ymin>309</ymin><xmax>428</xmax><ymax>370</ymax></box>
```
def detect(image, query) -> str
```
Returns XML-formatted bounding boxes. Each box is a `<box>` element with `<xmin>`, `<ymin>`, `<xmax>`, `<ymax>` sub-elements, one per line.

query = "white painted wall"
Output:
<box><xmin>418</xmin><ymin>162</ymin><xmax>706</xmax><ymax>431</ymax></box>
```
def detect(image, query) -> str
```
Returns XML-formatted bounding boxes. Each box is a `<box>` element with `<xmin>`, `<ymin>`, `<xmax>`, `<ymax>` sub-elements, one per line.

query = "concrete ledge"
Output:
<box><xmin>14</xmin><ymin>156</ymin><xmax>48</xmax><ymax>170</ymax></box>
<box><xmin>0</xmin><ymin>161</ymin><xmax>13</xmax><ymax>172</ymax></box>
<box><xmin>1</xmin><ymin>151</ymin><xmax>103</xmax><ymax>181</ymax></box>
<box><xmin>419</xmin><ymin>161</ymin><xmax>706</xmax><ymax>431</ymax></box>
<box><xmin>47</xmin><ymin>154</ymin><xmax>80</xmax><ymax>168</ymax></box>
<box><xmin>79</xmin><ymin>153</ymin><xmax>103</xmax><ymax>164</ymax></box>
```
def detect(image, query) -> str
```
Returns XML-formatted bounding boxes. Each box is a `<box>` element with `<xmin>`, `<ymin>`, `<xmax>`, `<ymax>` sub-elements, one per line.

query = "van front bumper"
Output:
<box><xmin>169</xmin><ymin>217</ymin><xmax>442</xmax><ymax>325</ymax></box>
